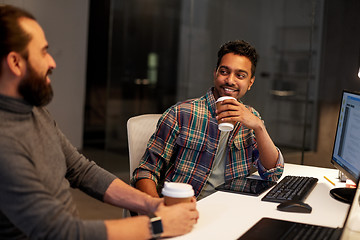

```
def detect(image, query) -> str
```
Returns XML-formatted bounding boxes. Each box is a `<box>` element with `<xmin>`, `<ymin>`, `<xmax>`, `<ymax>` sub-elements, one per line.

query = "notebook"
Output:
<box><xmin>237</xmin><ymin>177</ymin><xmax>360</xmax><ymax>240</ymax></box>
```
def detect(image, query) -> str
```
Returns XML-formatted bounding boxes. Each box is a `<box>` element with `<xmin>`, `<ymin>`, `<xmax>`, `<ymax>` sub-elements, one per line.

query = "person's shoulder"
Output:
<box><xmin>178</xmin><ymin>96</ymin><xmax>204</xmax><ymax>105</ymax></box>
<box><xmin>33</xmin><ymin>106</ymin><xmax>51</xmax><ymax>116</ymax></box>
<box><xmin>33</xmin><ymin>107</ymin><xmax>57</xmax><ymax>125</ymax></box>
<box><xmin>159</xmin><ymin>96</ymin><xmax>205</xmax><ymax>122</ymax></box>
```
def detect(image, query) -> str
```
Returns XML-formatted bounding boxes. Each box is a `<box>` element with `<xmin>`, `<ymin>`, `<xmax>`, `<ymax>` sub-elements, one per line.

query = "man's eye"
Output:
<box><xmin>237</xmin><ymin>73</ymin><xmax>246</xmax><ymax>79</ymax></box>
<box><xmin>220</xmin><ymin>70</ymin><xmax>228</xmax><ymax>75</ymax></box>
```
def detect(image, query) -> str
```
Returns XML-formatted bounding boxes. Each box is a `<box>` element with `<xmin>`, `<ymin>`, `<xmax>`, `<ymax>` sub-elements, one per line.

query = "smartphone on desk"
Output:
<box><xmin>215</xmin><ymin>177</ymin><xmax>277</xmax><ymax>196</ymax></box>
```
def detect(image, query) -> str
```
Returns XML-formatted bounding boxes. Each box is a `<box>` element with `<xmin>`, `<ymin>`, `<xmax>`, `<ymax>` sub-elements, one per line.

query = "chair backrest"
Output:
<box><xmin>127</xmin><ymin>114</ymin><xmax>162</xmax><ymax>179</ymax></box>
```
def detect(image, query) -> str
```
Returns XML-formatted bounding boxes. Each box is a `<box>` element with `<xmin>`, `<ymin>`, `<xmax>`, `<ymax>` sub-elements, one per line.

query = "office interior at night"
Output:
<box><xmin>2</xmin><ymin>0</ymin><xmax>360</xmax><ymax>220</ymax></box>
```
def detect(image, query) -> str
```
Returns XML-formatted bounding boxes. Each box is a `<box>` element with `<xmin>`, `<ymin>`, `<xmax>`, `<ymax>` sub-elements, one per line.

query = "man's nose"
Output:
<box><xmin>225</xmin><ymin>73</ymin><xmax>235</xmax><ymax>85</ymax></box>
<box><xmin>48</xmin><ymin>54</ymin><xmax>56</xmax><ymax>69</ymax></box>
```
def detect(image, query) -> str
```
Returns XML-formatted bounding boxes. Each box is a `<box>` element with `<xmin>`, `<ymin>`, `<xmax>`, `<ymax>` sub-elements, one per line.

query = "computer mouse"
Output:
<box><xmin>277</xmin><ymin>200</ymin><xmax>312</xmax><ymax>213</ymax></box>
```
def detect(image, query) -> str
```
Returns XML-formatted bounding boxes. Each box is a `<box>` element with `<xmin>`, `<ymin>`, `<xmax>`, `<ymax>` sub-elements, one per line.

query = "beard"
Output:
<box><xmin>18</xmin><ymin>62</ymin><xmax>54</xmax><ymax>107</ymax></box>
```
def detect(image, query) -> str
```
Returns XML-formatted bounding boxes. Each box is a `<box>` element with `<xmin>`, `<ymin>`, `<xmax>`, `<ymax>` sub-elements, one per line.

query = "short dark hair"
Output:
<box><xmin>216</xmin><ymin>40</ymin><xmax>258</xmax><ymax>78</ymax></box>
<box><xmin>0</xmin><ymin>5</ymin><xmax>35</xmax><ymax>76</ymax></box>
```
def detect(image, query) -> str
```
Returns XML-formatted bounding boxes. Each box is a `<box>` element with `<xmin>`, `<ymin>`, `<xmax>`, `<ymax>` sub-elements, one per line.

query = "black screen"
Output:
<box><xmin>215</xmin><ymin>177</ymin><xmax>277</xmax><ymax>196</ymax></box>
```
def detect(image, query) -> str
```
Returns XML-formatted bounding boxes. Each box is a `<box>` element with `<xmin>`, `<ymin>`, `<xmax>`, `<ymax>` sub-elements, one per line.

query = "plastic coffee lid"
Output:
<box><xmin>219</xmin><ymin>122</ymin><xmax>234</xmax><ymax>131</ymax></box>
<box><xmin>216</xmin><ymin>96</ymin><xmax>236</xmax><ymax>102</ymax></box>
<box><xmin>161</xmin><ymin>182</ymin><xmax>194</xmax><ymax>198</ymax></box>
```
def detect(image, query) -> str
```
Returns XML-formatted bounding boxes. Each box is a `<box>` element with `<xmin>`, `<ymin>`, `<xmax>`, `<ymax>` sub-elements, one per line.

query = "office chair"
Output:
<box><xmin>123</xmin><ymin>114</ymin><xmax>162</xmax><ymax>217</ymax></box>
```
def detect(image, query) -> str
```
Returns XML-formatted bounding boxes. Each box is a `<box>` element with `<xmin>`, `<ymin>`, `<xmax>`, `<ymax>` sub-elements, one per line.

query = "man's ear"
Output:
<box><xmin>6</xmin><ymin>52</ymin><xmax>25</xmax><ymax>77</ymax></box>
<box><xmin>248</xmin><ymin>77</ymin><xmax>255</xmax><ymax>90</ymax></box>
<box><xmin>213</xmin><ymin>68</ymin><xmax>218</xmax><ymax>78</ymax></box>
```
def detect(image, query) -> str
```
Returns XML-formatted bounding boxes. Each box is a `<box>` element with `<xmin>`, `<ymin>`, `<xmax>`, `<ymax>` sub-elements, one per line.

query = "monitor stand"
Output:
<box><xmin>330</xmin><ymin>187</ymin><xmax>356</xmax><ymax>204</ymax></box>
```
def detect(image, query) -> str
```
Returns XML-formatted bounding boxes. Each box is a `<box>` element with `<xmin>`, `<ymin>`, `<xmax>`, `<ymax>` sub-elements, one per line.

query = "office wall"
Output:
<box><xmin>1</xmin><ymin>0</ymin><xmax>89</xmax><ymax>148</ymax></box>
<box><xmin>176</xmin><ymin>0</ymin><xmax>323</xmax><ymax>151</ymax></box>
<box><xmin>319</xmin><ymin>0</ymin><xmax>360</xmax><ymax>103</ymax></box>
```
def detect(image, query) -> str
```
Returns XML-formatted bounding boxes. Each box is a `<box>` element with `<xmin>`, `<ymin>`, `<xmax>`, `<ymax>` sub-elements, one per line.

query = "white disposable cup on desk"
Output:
<box><xmin>216</xmin><ymin>96</ymin><xmax>236</xmax><ymax>131</ymax></box>
<box><xmin>161</xmin><ymin>182</ymin><xmax>194</xmax><ymax>206</ymax></box>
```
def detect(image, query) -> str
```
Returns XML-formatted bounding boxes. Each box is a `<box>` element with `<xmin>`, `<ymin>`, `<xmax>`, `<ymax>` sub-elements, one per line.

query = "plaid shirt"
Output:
<box><xmin>132</xmin><ymin>88</ymin><xmax>284</xmax><ymax>197</ymax></box>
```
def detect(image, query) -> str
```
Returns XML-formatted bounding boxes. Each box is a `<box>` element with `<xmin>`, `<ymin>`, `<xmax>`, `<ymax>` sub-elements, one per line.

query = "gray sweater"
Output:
<box><xmin>0</xmin><ymin>94</ymin><xmax>117</xmax><ymax>239</ymax></box>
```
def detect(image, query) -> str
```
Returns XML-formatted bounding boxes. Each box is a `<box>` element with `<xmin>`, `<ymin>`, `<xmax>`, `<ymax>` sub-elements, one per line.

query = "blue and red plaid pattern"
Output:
<box><xmin>132</xmin><ymin>88</ymin><xmax>284</xmax><ymax>197</ymax></box>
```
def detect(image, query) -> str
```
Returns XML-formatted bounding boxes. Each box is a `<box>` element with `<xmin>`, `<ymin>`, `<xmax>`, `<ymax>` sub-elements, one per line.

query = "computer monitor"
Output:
<box><xmin>330</xmin><ymin>90</ymin><xmax>360</xmax><ymax>203</ymax></box>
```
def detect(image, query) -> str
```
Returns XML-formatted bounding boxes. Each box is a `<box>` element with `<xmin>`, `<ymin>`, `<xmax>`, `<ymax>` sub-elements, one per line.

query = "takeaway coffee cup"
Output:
<box><xmin>216</xmin><ymin>96</ymin><xmax>236</xmax><ymax>131</ymax></box>
<box><xmin>161</xmin><ymin>182</ymin><xmax>194</xmax><ymax>206</ymax></box>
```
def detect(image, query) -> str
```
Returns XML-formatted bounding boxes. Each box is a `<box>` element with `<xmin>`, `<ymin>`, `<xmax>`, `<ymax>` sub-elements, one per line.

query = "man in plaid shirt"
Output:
<box><xmin>133</xmin><ymin>40</ymin><xmax>284</xmax><ymax>199</ymax></box>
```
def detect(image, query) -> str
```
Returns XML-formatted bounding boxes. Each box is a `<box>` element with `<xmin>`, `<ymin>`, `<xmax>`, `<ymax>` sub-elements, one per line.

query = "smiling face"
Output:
<box><xmin>17</xmin><ymin>17</ymin><xmax>56</xmax><ymax>106</ymax></box>
<box><xmin>213</xmin><ymin>53</ymin><xmax>255</xmax><ymax>100</ymax></box>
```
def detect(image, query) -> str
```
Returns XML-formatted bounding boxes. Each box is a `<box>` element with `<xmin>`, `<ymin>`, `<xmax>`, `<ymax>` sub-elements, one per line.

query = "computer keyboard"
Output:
<box><xmin>281</xmin><ymin>222</ymin><xmax>341</xmax><ymax>240</ymax></box>
<box><xmin>261</xmin><ymin>176</ymin><xmax>318</xmax><ymax>203</ymax></box>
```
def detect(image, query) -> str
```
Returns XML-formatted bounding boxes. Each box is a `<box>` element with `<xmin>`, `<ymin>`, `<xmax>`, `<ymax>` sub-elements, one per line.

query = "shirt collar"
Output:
<box><xmin>0</xmin><ymin>94</ymin><xmax>33</xmax><ymax>114</ymax></box>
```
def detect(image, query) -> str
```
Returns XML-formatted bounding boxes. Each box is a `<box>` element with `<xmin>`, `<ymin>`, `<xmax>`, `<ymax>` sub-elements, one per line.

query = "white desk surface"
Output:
<box><xmin>171</xmin><ymin>163</ymin><xmax>351</xmax><ymax>240</ymax></box>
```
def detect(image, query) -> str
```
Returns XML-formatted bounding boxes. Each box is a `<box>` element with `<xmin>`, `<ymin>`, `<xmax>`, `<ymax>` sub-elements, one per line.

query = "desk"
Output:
<box><xmin>171</xmin><ymin>163</ymin><xmax>350</xmax><ymax>240</ymax></box>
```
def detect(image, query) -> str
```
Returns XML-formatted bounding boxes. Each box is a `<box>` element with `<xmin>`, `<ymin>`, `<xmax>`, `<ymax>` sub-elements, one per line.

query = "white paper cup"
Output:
<box><xmin>161</xmin><ymin>182</ymin><xmax>194</xmax><ymax>206</ymax></box>
<box><xmin>216</xmin><ymin>96</ymin><xmax>236</xmax><ymax>131</ymax></box>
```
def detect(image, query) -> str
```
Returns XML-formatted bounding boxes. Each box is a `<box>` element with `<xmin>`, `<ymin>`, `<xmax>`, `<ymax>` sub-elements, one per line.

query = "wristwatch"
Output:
<box><xmin>149</xmin><ymin>214</ymin><xmax>163</xmax><ymax>239</ymax></box>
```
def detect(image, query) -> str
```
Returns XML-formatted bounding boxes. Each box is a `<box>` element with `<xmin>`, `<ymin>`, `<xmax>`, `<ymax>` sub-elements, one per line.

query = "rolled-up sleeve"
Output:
<box><xmin>257</xmin><ymin>148</ymin><xmax>284</xmax><ymax>181</ymax></box>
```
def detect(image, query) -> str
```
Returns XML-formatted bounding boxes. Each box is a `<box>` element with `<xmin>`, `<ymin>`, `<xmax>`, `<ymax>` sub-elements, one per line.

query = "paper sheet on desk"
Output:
<box><xmin>193</xmin><ymin>194</ymin><xmax>229</xmax><ymax>228</ymax></box>
<box><xmin>170</xmin><ymin>192</ymin><xmax>235</xmax><ymax>240</ymax></box>
<box><xmin>171</xmin><ymin>191</ymin><xmax>265</xmax><ymax>240</ymax></box>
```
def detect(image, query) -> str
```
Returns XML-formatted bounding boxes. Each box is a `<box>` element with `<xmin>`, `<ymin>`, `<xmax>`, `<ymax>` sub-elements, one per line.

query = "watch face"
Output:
<box><xmin>151</xmin><ymin>217</ymin><xmax>163</xmax><ymax>236</ymax></box>
<box><xmin>152</xmin><ymin>220</ymin><xmax>163</xmax><ymax>233</ymax></box>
